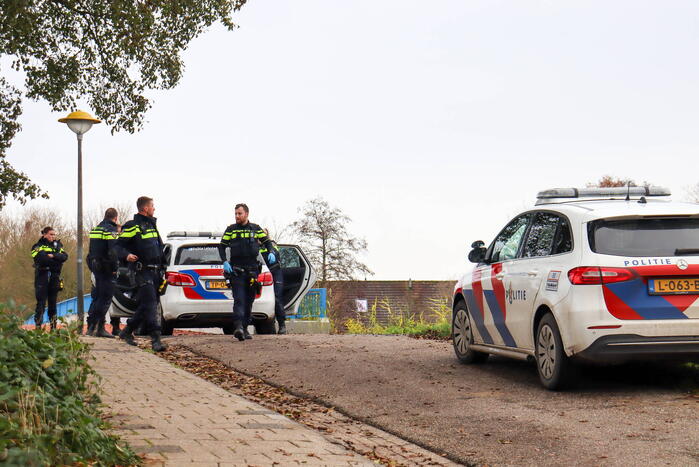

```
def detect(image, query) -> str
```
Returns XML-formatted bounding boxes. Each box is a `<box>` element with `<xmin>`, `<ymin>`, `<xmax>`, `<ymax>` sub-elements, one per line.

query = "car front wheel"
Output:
<box><xmin>535</xmin><ymin>313</ymin><xmax>574</xmax><ymax>390</ymax></box>
<box><xmin>452</xmin><ymin>303</ymin><xmax>488</xmax><ymax>364</ymax></box>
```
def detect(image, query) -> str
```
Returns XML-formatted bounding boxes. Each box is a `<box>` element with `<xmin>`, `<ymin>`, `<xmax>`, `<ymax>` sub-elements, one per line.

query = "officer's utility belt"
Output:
<box><xmin>135</xmin><ymin>262</ymin><xmax>161</xmax><ymax>271</ymax></box>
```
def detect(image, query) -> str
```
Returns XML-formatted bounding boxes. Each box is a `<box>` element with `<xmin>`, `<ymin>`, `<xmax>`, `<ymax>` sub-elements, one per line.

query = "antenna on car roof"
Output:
<box><xmin>625</xmin><ymin>182</ymin><xmax>631</xmax><ymax>202</ymax></box>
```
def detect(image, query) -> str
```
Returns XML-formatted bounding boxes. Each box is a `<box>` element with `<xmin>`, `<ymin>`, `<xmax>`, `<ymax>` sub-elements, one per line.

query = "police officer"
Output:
<box><xmin>260</xmin><ymin>230</ymin><xmax>286</xmax><ymax>334</ymax></box>
<box><xmin>115</xmin><ymin>196</ymin><xmax>167</xmax><ymax>352</ymax></box>
<box><xmin>218</xmin><ymin>203</ymin><xmax>275</xmax><ymax>341</ymax></box>
<box><xmin>31</xmin><ymin>227</ymin><xmax>68</xmax><ymax>330</ymax></box>
<box><xmin>86</xmin><ymin>208</ymin><xmax>119</xmax><ymax>338</ymax></box>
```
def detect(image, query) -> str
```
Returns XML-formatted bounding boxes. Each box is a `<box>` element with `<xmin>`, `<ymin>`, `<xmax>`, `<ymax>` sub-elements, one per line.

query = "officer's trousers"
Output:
<box><xmin>87</xmin><ymin>271</ymin><xmax>116</xmax><ymax>326</ymax></box>
<box><xmin>34</xmin><ymin>270</ymin><xmax>60</xmax><ymax>327</ymax></box>
<box><xmin>126</xmin><ymin>270</ymin><xmax>161</xmax><ymax>333</ymax></box>
<box><xmin>230</xmin><ymin>272</ymin><xmax>256</xmax><ymax>327</ymax></box>
<box><xmin>271</xmin><ymin>268</ymin><xmax>285</xmax><ymax>325</ymax></box>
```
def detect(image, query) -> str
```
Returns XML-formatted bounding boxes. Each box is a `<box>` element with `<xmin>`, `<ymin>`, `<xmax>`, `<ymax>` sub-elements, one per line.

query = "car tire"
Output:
<box><xmin>452</xmin><ymin>302</ymin><xmax>488</xmax><ymax>364</ymax></box>
<box><xmin>160</xmin><ymin>305</ymin><xmax>173</xmax><ymax>336</ymax></box>
<box><xmin>254</xmin><ymin>318</ymin><xmax>277</xmax><ymax>335</ymax></box>
<box><xmin>535</xmin><ymin>313</ymin><xmax>575</xmax><ymax>390</ymax></box>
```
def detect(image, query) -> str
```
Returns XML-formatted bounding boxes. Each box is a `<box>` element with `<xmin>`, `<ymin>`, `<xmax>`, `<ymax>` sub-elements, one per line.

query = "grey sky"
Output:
<box><xmin>4</xmin><ymin>1</ymin><xmax>699</xmax><ymax>279</ymax></box>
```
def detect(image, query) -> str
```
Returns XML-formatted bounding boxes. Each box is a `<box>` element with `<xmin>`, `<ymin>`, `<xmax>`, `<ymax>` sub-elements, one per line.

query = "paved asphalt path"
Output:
<box><xmin>171</xmin><ymin>334</ymin><xmax>699</xmax><ymax>466</ymax></box>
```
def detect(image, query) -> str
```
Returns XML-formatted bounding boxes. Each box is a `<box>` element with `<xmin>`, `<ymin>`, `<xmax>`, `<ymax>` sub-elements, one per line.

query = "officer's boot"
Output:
<box><xmin>49</xmin><ymin>318</ymin><xmax>57</xmax><ymax>331</ymax></box>
<box><xmin>277</xmin><ymin>320</ymin><xmax>287</xmax><ymax>335</ymax></box>
<box><xmin>150</xmin><ymin>331</ymin><xmax>167</xmax><ymax>352</ymax></box>
<box><xmin>243</xmin><ymin>326</ymin><xmax>253</xmax><ymax>340</ymax></box>
<box><xmin>232</xmin><ymin>322</ymin><xmax>245</xmax><ymax>342</ymax></box>
<box><xmin>110</xmin><ymin>318</ymin><xmax>121</xmax><ymax>336</ymax></box>
<box><xmin>95</xmin><ymin>319</ymin><xmax>115</xmax><ymax>338</ymax></box>
<box><xmin>86</xmin><ymin>318</ymin><xmax>97</xmax><ymax>336</ymax></box>
<box><xmin>118</xmin><ymin>325</ymin><xmax>137</xmax><ymax>346</ymax></box>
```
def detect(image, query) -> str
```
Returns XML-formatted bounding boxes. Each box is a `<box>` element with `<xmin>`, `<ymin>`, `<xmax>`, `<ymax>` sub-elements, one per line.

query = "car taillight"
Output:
<box><xmin>567</xmin><ymin>267</ymin><xmax>638</xmax><ymax>285</ymax></box>
<box><xmin>257</xmin><ymin>272</ymin><xmax>274</xmax><ymax>286</ymax></box>
<box><xmin>166</xmin><ymin>271</ymin><xmax>196</xmax><ymax>287</ymax></box>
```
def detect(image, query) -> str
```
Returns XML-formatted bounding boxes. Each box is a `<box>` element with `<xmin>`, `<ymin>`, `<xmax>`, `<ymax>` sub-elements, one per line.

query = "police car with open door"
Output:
<box><xmin>452</xmin><ymin>187</ymin><xmax>699</xmax><ymax>390</ymax></box>
<box><xmin>109</xmin><ymin>231</ymin><xmax>316</xmax><ymax>335</ymax></box>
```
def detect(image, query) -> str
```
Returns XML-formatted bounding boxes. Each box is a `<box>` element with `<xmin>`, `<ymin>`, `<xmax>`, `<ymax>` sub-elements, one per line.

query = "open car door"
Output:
<box><xmin>278</xmin><ymin>244</ymin><xmax>317</xmax><ymax>315</ymax></box>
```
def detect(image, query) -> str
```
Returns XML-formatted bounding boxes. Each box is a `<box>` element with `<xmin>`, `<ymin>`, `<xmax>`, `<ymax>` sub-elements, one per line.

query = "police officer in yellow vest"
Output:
<box><xmin>218</xmin><ymin>203</ymin><xmax>275</xmax><ymax>341</ymax></box>
<box><xmin>86</xmin><ymin>208</ymin><xmax>120</xmax><ymax>337</ymax></box>
<box><xmin>31</xmin><ymin>227</ymin><xmax>68</xmax><ymax>330</ymax></box>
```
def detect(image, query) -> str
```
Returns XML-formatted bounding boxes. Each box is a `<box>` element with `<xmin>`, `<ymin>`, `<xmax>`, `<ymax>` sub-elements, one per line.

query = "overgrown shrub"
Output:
<box><xmin>0</xmin><ymin>308</ymin><xmax>139</xmax><ymax>466</ymax></box>
<box><xmin>344</xmin><ymin>297</ymin><xmax>451</xmax><ymax>339</ymax></box>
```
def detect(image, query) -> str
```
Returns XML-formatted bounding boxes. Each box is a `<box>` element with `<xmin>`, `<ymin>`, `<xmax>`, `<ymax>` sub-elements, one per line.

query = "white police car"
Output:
<box><xmin>453</xmin><ymin>187</ymin><xmax>699</xmax><ymax>389</ymax></box>
<box><xmin>110</xmin><ymin>232</ymin><xmax>316</xmax><ymax>335</ymax></box>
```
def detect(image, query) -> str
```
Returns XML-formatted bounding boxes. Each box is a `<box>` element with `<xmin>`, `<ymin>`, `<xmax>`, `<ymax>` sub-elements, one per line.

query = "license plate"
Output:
<box><xmin>206</xmin><ymin>280</ymin><xmax>228</xmax><ymax>289</ymax></box>
<box><xmin>648</xmin><ymin>278</ymin><xmax>699</xmax><ymax>295</ymax></box>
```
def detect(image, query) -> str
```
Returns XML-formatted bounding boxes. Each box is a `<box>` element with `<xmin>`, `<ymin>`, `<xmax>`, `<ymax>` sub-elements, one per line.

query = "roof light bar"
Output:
<box><xmin>167</xmin><ymin>231</ymin><xmax>223</xmax><ymax>238</ymax></box>
<box><xmin>536</xmin><ymin>186</ymin><xmax>671</xmax><ymax>205</ymax></box>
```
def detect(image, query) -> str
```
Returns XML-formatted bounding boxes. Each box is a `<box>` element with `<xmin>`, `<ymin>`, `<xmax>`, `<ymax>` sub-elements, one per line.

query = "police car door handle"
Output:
<box><xmin>527</xmin><ymin>270</ymin><xmax>539</xmax><ymax>277</ymax></box>
<box><xmin>495</xmin><ymin>272</ymin><xmax>505</xmax><ymax>280</ymax></box>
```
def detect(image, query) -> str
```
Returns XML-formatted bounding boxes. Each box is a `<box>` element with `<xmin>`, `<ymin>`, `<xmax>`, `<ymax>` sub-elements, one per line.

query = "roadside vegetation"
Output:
<box><xmin>0</xmin><ymin>302</ymin><xmax>139</xmax><ymax>466</ymax></box>
<box><xmin>343</xmin><ymin>298</ymin><xmax>451</xmax><ymax>340</ymax></box>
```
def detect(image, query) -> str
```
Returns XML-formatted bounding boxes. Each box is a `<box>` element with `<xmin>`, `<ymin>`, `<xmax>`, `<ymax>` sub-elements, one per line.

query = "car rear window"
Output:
<box><xmin>175</xmin><ymin>245</ymin><xmax>222</xmax><ymax>265</ymax></box>
<box><xmin>589</xmin><ymin>217</ymin><xmax>699</xmax><ymax>257</ymax></box>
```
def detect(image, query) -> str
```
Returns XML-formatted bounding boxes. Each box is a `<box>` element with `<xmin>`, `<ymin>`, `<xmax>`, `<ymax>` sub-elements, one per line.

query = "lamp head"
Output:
<box><xmin>58</xmin><ymin>110</ymin><xmax>101</xmax><ymax>135</ymax></box>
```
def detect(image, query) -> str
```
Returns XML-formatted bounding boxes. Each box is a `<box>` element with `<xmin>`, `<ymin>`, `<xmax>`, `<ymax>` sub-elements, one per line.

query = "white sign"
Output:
<box><xmin>355</xmin><ymin>299</ymin><xmax>368</xmax><ymax>312</ymax></box>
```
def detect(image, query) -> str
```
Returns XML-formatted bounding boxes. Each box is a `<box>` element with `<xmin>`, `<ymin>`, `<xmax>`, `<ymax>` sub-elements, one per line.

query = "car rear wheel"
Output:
<box><xmin>452</xmin><ymin>302</ymin><xmax>488</xmax><ymax>364</ymax></box>
<box><xmin>535</xmin><ymin>313</ymin><xmax>574</xmax><ymax>390</ymax></box>
<box><xmin>254</xmin><ymin>318</ymin><xmax>277</xmax><ymax>335</ymax></box>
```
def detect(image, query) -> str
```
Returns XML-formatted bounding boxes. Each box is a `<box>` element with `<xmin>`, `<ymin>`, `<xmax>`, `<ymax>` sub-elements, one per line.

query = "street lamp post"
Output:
<box><xmin>58</xmin><ymin>110</ymin><xmax>101</xmax><ymax>333</ymax></box>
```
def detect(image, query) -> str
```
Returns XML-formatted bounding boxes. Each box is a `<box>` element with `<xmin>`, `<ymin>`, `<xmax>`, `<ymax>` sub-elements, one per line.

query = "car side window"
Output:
<box><xmin>523</xmin><ymin>213</ymin><xmax>560</xmax><ymax>257</ymax></box>
<box><xmin>163</xmin><ymin>244</ymin><xmax>172</xmax><ymax>266</ymax></box>
<box><xmin>490</xmin><ymin>215</ymin><xmax>531</xmax><ymax>263</ymax></box>
<box><xmin>523</xmin><ymin>213</ymin><xmax>573</xmax><ymax>258</ymax></box>
<box><xmin>552</xmin><ymin>217</ymin><xmax>573</xmax><ymax>255</ymax></box>
<box><xmin>279</xmin><ymin>246</ymin><xmax>301</xmax><ymax>268</ymax></box>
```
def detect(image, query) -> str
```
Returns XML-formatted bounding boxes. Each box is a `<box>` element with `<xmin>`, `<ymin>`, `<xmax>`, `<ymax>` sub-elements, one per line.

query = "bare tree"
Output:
<box><xmin>291</xmin><ymin>197</ymin><xmax>373</xmax><ymax>282</ymax></box>
<box><xmin>587</xmin><ymin>176</ymin><xmax>653</xmax><ymax>189</ymax></box>
<box><xmin>587</xmin><ymin>175</ymin><xmax>637</xmax><ymax>188</ymax></box>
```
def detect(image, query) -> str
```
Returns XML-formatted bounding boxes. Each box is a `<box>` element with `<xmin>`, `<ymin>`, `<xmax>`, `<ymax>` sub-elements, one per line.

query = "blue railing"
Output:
<box><xmin>293</xmin><ymin>288</ymin><xmax>327</xmax><ymax>319</ymax></box>
<box><xmin>24</xmin><ymin>288</ymin><xmax>328</xmax><ymax>324</ymax></box>
<box><xmin>24</xmin><ymin>294</ymin><xmax>92</xmax><ymax>325</ymax></box>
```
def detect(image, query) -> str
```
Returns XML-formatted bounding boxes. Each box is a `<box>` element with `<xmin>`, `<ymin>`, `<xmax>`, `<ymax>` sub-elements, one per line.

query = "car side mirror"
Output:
<box><xmin>468</xmin><ymin>240</ymin><xmax>487</xmax><ymax>263</ymax></box>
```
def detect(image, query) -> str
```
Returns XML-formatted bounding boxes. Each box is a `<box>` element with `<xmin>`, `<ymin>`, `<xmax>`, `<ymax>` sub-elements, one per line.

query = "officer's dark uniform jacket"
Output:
<box><xmin>31</xmin><ymin>237</ymin><xmax>68</xmax><ymax>272</ymax></box>
<box><xmin>87</xmin><ymin>218</ymin><xmax>119</xmax><ymax>273</ymax></box>
<box><xmin>218</xmin><ymin>222</ymin><xmax>273</xmax><ymax>269</ymax></box>
<box><xmin>115</xmin><ymin>213</ymin><xmax>164</xmax><ymax>270</ymax></box>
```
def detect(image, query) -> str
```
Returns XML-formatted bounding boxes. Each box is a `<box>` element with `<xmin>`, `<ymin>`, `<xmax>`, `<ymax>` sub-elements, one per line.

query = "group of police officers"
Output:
<box><xmin>32</xmin><ymin>196</ymin><xmax>287</xmax><ymax>351</ymax></box>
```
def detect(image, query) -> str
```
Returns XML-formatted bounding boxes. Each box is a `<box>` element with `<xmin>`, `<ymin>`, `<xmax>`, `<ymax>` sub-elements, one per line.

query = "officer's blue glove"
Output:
<box><xmin>267</xmin><ymin>252</ymin><xmax>277</xmax><ymax>264</ymax></box>
<box><xmin>223</xmin><ymin>261</ymin><xmax>233</xmax><ymax>274</ymax></box>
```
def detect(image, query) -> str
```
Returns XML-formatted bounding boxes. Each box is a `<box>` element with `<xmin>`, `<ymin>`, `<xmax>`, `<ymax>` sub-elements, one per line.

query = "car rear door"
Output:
<box><xmin>277</xmin><ymin>244</ymin><xmax>317</xmax><ymax>314</ymax></box>
<box><xmin>509</xmin><ymin>211</ymin><xmax>574</xmax><ymax>349</ymax></box>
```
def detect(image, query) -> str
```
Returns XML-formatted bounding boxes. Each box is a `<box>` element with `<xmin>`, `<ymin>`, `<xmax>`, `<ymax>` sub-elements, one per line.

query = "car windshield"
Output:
<box><xmin>589</xmin><ymin>217</ymin><xmax>699</xmax><ymax>257</ymax></box>
<box><xmin>175</xmin><ymin>245</ymin><xmax>222</xmax><ymax>265</ymax></box>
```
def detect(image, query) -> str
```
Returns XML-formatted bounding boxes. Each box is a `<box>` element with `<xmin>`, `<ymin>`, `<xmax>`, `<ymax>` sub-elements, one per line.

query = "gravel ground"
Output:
<box><xmin>170</xmin><ymin>334</ymin><xmax>699</xmax><ymax>466</ymax></box>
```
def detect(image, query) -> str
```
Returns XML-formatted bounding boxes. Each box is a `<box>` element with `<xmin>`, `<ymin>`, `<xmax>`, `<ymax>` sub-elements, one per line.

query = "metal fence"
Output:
<box><xmin>293</xmin><ymin>288</ymin><xmax>327</xmax><ymax>319</ymax></box>
<box><xmin>24</xmin><ymin>288</ymin><xmax>329</xmax><ymax>324</ymax></box>
<box><xmin>24</xmin><ymin>294</ymin><xmax>92</xmax><ymax>325</ymax></box>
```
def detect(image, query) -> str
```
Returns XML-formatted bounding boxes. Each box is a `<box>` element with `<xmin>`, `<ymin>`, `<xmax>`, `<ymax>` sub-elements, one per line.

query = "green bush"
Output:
<box><xmin>0</xmin><ymin>308</ymin><xmax>139</xmax><ymax>466</ymax></box>
<box><xmin>344</xmin><ymin>297</ymin><xmax>452</xmax><ymax>339</ymax></box>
